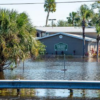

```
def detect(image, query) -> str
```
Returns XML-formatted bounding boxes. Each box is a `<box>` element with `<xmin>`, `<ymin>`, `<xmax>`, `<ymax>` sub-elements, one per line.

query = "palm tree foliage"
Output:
<box><xmin>0</xmin><ymin>8</ymin><xmax>45</xmax><ymax>71</ymax></box>
<box><xmin>67</xmin><ymin>12</ymin><xmax>78</xmax><ymax>26</ymax></box>
<box><xmin>44</xmin><ymin>0</ymin><xmax>56</xmax><ymax>26</ymax></box>
<box><xmin>66</xmin><ymin>4</ymin><xmax>93</xmax><ymax>27</ymax></box>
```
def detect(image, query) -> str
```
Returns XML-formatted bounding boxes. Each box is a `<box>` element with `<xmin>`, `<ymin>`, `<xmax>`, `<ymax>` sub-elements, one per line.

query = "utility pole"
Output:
<box><xmin>49</xmin><ymin>19</ymin><xmax>56</xmax><ymax>27</ymax></box>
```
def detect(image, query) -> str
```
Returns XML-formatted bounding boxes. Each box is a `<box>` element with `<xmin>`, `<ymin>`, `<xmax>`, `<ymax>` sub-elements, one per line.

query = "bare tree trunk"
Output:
<box><xmin>46</xmin><ymin>10</ymin><xmax>50</xmax><ymax>26</ymax></box>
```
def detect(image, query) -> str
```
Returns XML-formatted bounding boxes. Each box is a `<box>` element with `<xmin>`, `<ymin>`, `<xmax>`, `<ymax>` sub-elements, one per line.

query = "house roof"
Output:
<box><xmin>36</xmin><ymin>27</ymin><xmax>96</xmax><ymax>33</ymax></box>
<box><xmin>37</xmin><ymin>32</ymin><xmax>96</xmax><ymax>42</ymax></box>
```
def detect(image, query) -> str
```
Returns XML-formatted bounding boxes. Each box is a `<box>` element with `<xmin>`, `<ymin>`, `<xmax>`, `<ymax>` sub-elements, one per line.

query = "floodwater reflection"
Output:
<box><xmin>0</xmin><ymin>57</ymin><xmax>100</xmax><ymax>99</ymax></box>
<box><xmin>0</xmin><ymin>72</ymin><xmax>4</xmax><ymax>79</ymax></box>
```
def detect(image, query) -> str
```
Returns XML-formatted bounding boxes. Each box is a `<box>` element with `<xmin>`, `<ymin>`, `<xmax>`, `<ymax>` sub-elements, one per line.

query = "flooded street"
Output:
<box><xmin>1</xmin><ymin>57</ymin><xmax>100</xmax><ymax>100</ymax></box>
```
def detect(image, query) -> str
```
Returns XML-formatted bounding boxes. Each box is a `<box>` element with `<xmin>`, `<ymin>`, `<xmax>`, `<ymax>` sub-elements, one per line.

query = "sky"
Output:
<box><xmin>0</xmin><ymin>0</ymin><xmax>94</xmax><ymax>26</ymax></box>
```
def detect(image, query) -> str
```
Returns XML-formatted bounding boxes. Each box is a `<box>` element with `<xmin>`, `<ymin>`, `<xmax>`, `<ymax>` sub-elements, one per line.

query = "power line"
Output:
<box><xmin>56</xmin><ymin>1</ymin><xmax>98</xmax><ymax>3</ymax></box>
<box><xmin>0</xmin><ymin>1</ymin><xmax>98</xmax><ymax>5</ymax></box>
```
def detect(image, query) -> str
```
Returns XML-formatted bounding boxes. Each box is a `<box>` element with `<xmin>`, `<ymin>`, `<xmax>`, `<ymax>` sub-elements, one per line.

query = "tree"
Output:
<box><xmin>92</xmin><ymin>1</ymin><xmax>100</xmax><ymax>58</ymax></box>
<box><xmin>96</xmin><ymin>24</ymin><xmax>100</xmax><ymax>58</ymax></box>
<box><xmin>0</xmin><ymin>8</ymin><xmax>45</xmax><ymax>72</ymax></box>
<box><xmin>67</xmin><ymin>12</ymin><xmax>77</xmax><ymax>26</ymax></box>
<box><xmin>79</xmin><ymin>4</ymin><xmax>93</xmax><ymax>26</ymax></box>
<box><xmin>44</xmin><ymin>0</ymin><xmax>56</xmax><ymax>26</ymax></box>
<box><xmin>57</xmin><ymin>20</ymin><xmax>67</xmax><ymax>27</ymax></box>
<box><xmin>92</xmin><ymin>1</ymin><xmax>100</xmax><ymax>10</ymax></box>
<box><xmin>66</xmin><ymin>4</ymin><xmax>93</xmax><ymax>27</ymax></box>
<box><xmin>52</xmin><ymin>23</ymin><xmax>56</xmax><ymax>27</ymax></box>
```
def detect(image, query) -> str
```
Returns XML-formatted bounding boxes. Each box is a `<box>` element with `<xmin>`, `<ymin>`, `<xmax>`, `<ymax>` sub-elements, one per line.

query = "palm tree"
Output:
<box><xmin>0</xmin><ymin>8</ymin><xmax>45</xmax><ymax>72</ymax></box>
<box><xmin>44</xmin><ymin>0</ymin><xmax>56</xmax><ymax>26</ymax></box>
<box><xmin>94</xmin><ymin>14</ymin><xmax>100</xmax><ymax>59</ymax></box>
<box><xmin>67</xmin><ymin>12</ymin><xmax>77</xmax><ymax>26</ymax></box>
<box><xmin>79</xmin><ymin>4</ymin><xmax>92</xmax><ymax>57</ymax></box>
<box><xmin>79</xmin><ymin>4</ymin><xmax>93</xmax><ymax>26</ymax></box>
<box><xmin>96</xmin><ymin>27</ymin><xmax>100</xmax><ymax>58</ymax></box>
<box><xmin>91</xmin><ymin>1</ymin><xmax>100</xmax><ymax>58</ymax></box>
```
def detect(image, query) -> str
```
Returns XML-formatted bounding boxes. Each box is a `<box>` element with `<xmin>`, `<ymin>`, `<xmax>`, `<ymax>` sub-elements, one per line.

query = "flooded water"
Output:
<box><xmin>1</xmin><ymin>57</ymin><xmax>100</xmax><ymax>100</ymax></box>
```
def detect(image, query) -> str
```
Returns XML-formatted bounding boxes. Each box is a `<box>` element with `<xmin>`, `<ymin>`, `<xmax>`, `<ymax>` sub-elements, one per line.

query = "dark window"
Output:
<box><xmin>37</xmin><ymin>32</ymin><xmax>39</xmax><ymax>37</ymax></box>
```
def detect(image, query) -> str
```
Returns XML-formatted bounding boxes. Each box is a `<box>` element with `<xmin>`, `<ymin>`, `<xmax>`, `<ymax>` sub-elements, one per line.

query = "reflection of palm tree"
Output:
<box><xmin>68</xmin><ymin>89</ymin><xmax>73</xmax><ymax>98</ymax></box>
<box><xmin>82</xmin><ymin>89</ymin><xmax>85</xmax><ymax>98</ymax></box>
<box><xmin>0</xmin><ymin>72</ymin><xmax>5</xmax><ymax>79</ymax></box>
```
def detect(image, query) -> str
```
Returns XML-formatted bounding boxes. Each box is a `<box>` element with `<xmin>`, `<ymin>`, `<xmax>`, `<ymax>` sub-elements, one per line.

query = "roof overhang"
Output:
<box><xmin>37</xmin><ymin>32</ymin><xmax>96</xmax><ymax>42</ymax></box>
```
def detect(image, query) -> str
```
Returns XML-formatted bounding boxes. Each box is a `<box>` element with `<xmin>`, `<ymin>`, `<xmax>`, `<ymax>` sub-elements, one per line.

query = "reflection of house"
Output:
<box><xmin>36</xmin><ymin>27</ymin><xmax>97</xmax><ymax>38</ymax></box>
<box><xmin>37</xmin><ymin>32</ymin><xmax>97</xmax><ymax>56</ymax></box>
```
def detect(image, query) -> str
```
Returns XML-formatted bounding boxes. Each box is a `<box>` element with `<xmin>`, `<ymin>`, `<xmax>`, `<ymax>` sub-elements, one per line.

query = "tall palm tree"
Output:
<box><xmin>79</xmin><ymin>4</ymin><xmax>92</xmax><ymax>57</ymax></box>
<box><xmin>44</xmin><ymin>0</ymin><xmax>56</xmax><ymax>26</ymax></box>
<box><xmin>91</xmin><ymin>1</ymin><xmax>100</xmax><ymax>58</ymax></box>
<box><xmin>96</xmin><ymin>25</ymin><xmax>100</xmax><ymax>58</ymax></box>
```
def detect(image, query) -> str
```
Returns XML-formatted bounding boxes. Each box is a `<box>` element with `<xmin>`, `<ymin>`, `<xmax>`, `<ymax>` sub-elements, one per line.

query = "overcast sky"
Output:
<box><xmin>0</xmin><ymin>0</ymin><xmax>94</xmax><ymax>26</ymax></box>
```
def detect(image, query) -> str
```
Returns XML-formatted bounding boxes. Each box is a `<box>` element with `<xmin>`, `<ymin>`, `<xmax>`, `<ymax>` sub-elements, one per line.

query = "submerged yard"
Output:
<box><xmin>0</xmin><ymin>57</ymin><xmax>100</xmax><ymax>99</ymax></box>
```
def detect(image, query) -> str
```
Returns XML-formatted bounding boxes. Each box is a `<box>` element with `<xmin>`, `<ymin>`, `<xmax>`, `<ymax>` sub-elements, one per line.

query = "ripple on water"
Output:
<box><xmin>2</xmin><ymin>58</ymin><xmax>100</xmax><ymax>99</ymax></box>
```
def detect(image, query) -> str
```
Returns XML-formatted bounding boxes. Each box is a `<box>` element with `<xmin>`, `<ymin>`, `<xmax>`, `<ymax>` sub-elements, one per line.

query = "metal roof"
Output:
<box><xmin>37</xmin><ymin>32</ymin><xmax>96</xmax><ymax>42</ymax></box>
<box><xmin>36</xmin><ymin>27</ymin><xmax>96</xmax><ymax>33</ymax></box>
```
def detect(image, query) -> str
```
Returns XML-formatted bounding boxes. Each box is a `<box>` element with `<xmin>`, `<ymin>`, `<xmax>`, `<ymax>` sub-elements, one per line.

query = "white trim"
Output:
<box><xmin>1</xmin><ymin>80</ymin><xmax>100</xmax><ymax>83</ymax></box>
<box><xmin>37</xmin><ymin>32</ymin><xmax>96</xmax><ymax>42</ymax></box>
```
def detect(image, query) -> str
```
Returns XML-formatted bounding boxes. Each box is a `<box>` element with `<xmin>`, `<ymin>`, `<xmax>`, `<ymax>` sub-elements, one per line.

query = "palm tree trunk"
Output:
<box><xmin>46</xmin><ymin>10</ymin><xmax>50</xmax><ymax>26</ymax></box>
<box><xmin>83</xmin><ymin>27</ymin><xmax>85</xmax><ymax>58</ymax></box>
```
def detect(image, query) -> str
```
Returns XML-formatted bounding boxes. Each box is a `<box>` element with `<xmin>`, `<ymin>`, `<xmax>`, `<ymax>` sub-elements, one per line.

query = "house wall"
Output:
<box><xmin>39</xmin><ymin>34</ymin><xmax>89</xmax><ymax>56</ymax></box>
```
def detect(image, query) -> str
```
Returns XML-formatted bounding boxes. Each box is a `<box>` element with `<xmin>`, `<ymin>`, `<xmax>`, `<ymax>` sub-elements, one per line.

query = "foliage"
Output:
<box><xmin>44</xmin><ymin>0</ymin><xmax>56</xmax><ymax>12</ymax></box>
<box><xmin>67</xmin><ymin>12</ymin><xmax>78</xmax><ymax>26</ymax></box>
<box><xmin>57</xmin><ymin>20</ymin><xmax>67</xmax><ymax>27</ymax></box>
<box><xmin>0</xmin><ymin>8</ymin><xmax>45</xmax><ymax>71</ymax></box>
<box><xmin>44</xmin><ymin>0</ymin><xmax>56</xmax><ymax>26</ymax></box>
<box><xmin>66</xmin><ymin>4</ymin><xmax>93</xmax><ymax>27</ymax></box>
<box><xmin>96</xmin><ymin>24</ymin><xmax>100</xmax><ymax>35</ymax></box>
<box><xmin>92</xmin><ymin>1</ymin><xmax>100</xmax><ymax>9</ymax></box>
